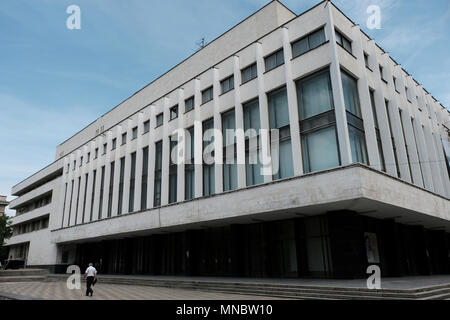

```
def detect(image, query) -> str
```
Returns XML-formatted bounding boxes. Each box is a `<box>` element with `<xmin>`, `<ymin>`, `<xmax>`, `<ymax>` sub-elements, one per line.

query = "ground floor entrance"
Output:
<box><xmin>73</xmin><ymin>211</ymin><xmax>450</xmax><ymax>279</ymax></box>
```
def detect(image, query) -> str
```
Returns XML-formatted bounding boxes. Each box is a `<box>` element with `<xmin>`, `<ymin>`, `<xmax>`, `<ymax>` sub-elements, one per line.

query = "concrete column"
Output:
<box><xmin>59</xmin><ymin>156</ymin><xmax>70</xmax><ymax>228</ymax></box>
<box><xmin>350</xmin><ymin>25</ymin><xmax>380</xmax><ymax>170</ymax></box>
<box><xmin>76</xmin><ymin>147</ymin><xmax>88</xmax><ymax>225</ymax></box>
<box><xmin>423</xmin><ymin>122</ymin><xmax>443</xmax><ymax>194</ymax></box>
<box><xmin>397</xmin><ymin>74</ymin><xmax>423</xmax><ymax>187</ymax></box>
<box><xmin>83</xmin><ymin>140</ymin><xmax>96</xmax><ymax>223</ymax></box>
<box><xmin>255</xmin><ymin>42</ymin><xmax>272</xmax><ymax>183</ymax></box>
<box><xmin>324</xmin><ymin>4</ymin><xmax>352</xmax><ymax>165</ymax></box>
<box><xmin>147</xmin><ymin>107</ymin><xmax>156</xmax><ymax>208</ymax></box>
<box><xmin>194</xmin><ymin>79</ymin><xmax>203</xmax><ymax>198</ymax></box>
<box><xmin>424</xmin><ymin>94</ymin><xmax>445</xmax><ymax>195</ymax></box>
<box><xmin>233</xmin><ymin>55</ymin><xmax>246</xmax><ymax>189</ymax></box>
<box><xmin>382</xmin><ymin>55</ymin><xmax>411</xmax><ymax>182</ymax></box>
<box><xmin>122</xmin><ymin>119</ymin><xmax>132</xmax><ymax>214</ymax></box>
<box><xmin>92</xmin><ymin>135</ymin><xmax>105</xmax><ymax>221</ymax></box>
<box><xmin>161</xmin><ymin>98</ymin><xmax>170</xmax><ymax>206</ymax></box>
<box><xmin>134</xmin><ymin>114</ymin><xmax>144</xmax><ymax>211</ymax></box>
<box><xmin>367</xmin><ymin>40</ymin><xmax>396</xmax><ymax>177</ymax></box>
<box><xmin>411</xmin><ymin>85</ymin><xmax>436</xmax><ymax>191</ymax></box>
<box><xmin>213</xmin><ymin>67</ymin><xmax>223</xmax><ymax>194</ymax></box>
<box><xmin>433</xmin><ymin>133</ymin><xmax>450</xmax><ymax>198</ymax></box>
<box><xmin>282</xmin><ymin>27</ymin><xmax>303</xmax><ymax>176</ymax></box>
<box><xmin>411</xmin><ymin>111</ymin><xmax>434</xmax><ymax>191</ymax></box>
<box><xmin>101</xmin><ymin>131</ymin><xmax>113</xmax><ymax>219</ymax></box>
<box><xmin>111</xmin><ymin>125</ymin><xmax>122</xmax><ymax>217</ymax></box>
<box><xmin>177</xmin><ymin>88</ymin><xmax>186</xmax><ymax>202</ymax></box>
<box><xmin>69</xmin><ymin>149</ymin><xmax>81</xmax><ymax>226</ymax></box>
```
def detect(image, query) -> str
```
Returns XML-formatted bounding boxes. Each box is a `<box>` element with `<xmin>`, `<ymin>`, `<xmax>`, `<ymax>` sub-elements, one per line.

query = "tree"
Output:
<box><xmin>0</xmin><ymin>214</ymin><xmax>13</xmax><ymax>262</ymax></box>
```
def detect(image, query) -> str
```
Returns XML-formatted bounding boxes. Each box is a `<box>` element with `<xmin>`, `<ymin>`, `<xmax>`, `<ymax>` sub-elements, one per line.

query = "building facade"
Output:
<box><xmin>5</xmin><ymin>1</ymin><xmax>450</xmax><ymax>278</ymax></box>
<box><xmin>0</xmin><ymin>195</ymin><xmax>9</xmax><ymax>217</ymax></box>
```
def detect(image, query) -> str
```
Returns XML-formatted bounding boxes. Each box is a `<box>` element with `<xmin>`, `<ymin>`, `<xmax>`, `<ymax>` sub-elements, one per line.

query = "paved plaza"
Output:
<box><xmin>0</xmin><ymin>281</ymin><xmax>281</xmax><ymax>300</ymax></box>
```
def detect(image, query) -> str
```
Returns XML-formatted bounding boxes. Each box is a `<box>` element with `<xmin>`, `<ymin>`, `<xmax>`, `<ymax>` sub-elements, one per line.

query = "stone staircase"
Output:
<box><xmin>0</xmin><ymin>269</ymin><xmax>49</xmax><ymax>283</ymax></box>
<box><xmin>46</xmin><ymin>274</ymin><xmax>450</xmax><ymax>300</ymax></box>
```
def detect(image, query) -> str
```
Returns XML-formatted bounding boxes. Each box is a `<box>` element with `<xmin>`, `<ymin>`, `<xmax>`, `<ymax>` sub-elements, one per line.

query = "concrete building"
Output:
<box><xmin>0</xmin><ymin>195</ymin><xmax>9</xmax><ymax>217</ymax></box>
<box><xmin>5</xmin><ymin>1</ymin><xmax>450</xmax><ymax>278</ymax></box>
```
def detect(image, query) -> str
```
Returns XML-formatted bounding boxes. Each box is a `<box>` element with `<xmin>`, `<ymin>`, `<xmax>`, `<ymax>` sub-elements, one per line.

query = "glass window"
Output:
<box><xmin>132</xmin><ymin>127</ymin><xmax>138</xmax><ymax>140</ymax></box>
<box><xmin>143</xmin><ymin>120</ymin><xmax>150</xmax><ymax>134</ymax></box>
<box><xmin>265</xmin><ymin>49</ymin><xmax>284</xmax><ymax>72</ymax></box>
<box><xmin>121</xmin><ymin>133</ymin><xmax>127</xmax><ymax>145</ymax></box>
<box><xmin>89</xmin><ymin>170</ymin><xmax>96</xmax><ymax>221</ymax></box>
<box><xmin>364</xmin><ymin>52</ymin><xmax>370</xmax><ymax>69</ymax></box>
<box><xmin>99</xmin><ymin>167</ymin><xmax>105</xmax><ymax>219</ymax></box>
<box><xmin>341</xmin><ymin>71</ymin><xmax>362</xmax><ymax>118</ymax></box>
<box><xmin>156</xmin><ymin>113</ymin><xmax>164</xmax><ymax>127</ymax></box>
<box><xmin>369</xmin><ymin>89</ymin><xmax>386</xmax><ymax>172</ymax></box>
<box><xmin>297</xmin><ymin>70</ymin><xmax>333</xmax><ymax>120</ymax></box>
<box><xmin>154</xmin><ymin>141</ymin><xmax>163</xmax><ymax>206</ymax></box>
<box><xmin>302</xmin><ymin>126</ymin><xmax>340</xmax><ymax>173</ymax></box>
<box><xmin>269</xmin><ymin>87</ymin><xmax>290</xmax><ymax>129</ymax></box>
<box><xmin>111</xmin><ymin>139</ymin><xmax>116</xmax><ymax>150</ymax></box>
<box><xmin>348</xmin><ymin>125</ymin><xmax>368</xmax><ymax>165</ymax></box>
<box><xmin>309</xmin><ymin>28</ymin><xmax>326</xmax><ymax>49</ymax></box>
<box><xmin>220</xmin><ymin>75</ymin><xmax>234</xmax><ymax>94</ymax></box>
<box><xmin>268</xmin><ymin>87</ymin><xmax>293</xmax><ymax>180</ymax></box>
<box><xmin>241</xmin><ymin>63</ymin><xmax>257</xmax><ymax>84</ymax></box>
<box><xmin>393</xmin><ymin>77</ymin><xmax>398</xmax><ymax>92</ymax></box>
<box><xmin>292</xmin><ymin>28</ymin><xmax>325</xmax><ymax>58</ymax></box>
<box><xmin>222</xmin><ymin>110</ymin><xmax>237</xmax><ymax>191</ymax></box>
<box><xmin>185</xmin><ymin>127</ymin><xmax>195</xmax><ymax>200</ymax></box>
<box><xmin>379</xmin><ymin>65</ymin><xmax>386</xmax><ymax>81</ymax></box>
<box><xmin>203</xmin><ymin>119</ymin><xmax>215</xmax><ymax>196</ymax></box>
<box><xmin>169</xmin><ymin>138</ymin><xmax>177</xmax><ymax>204</ymax></box>
<box><xmin>107</xmin><ymin>161</ymin><xmax>115</xmax><ymax>218</ymax></box>
<box><xmin>292</xmin><ymin>37</ymin><xmax>308</xmax><ymax>57</ymax></box>
<box><xmin>202</xmin><ymin>86</ymin><xmax>213</xmax><ymax>104</ymax></box>
<box><xmin>243</xmin><ymin>99</ymin><xmax>263</xmax><ymax>186</ymax></box>
<box><xmin>335</xmin><ymin>30</ymin><xmax>352</xmax><ymax>53</ymax></box>
<box><xmin>118</xmin><ymin>157</ymin><xmax>125</xmax><ymax>215</ymax></box>
<box><xmin>369</xmin><ymin>89</ymin><xmax>379</xmax><ymax>128</ymax></box>
<box><xmin>185</xmin><ymin>96</ymin><xmax>195</xmax><ymax>112</ymax></box>
<box><xmin>170</xmin><ymin>105</ymin><xmax>178</xmax><ymax>120</ymax></box>
<box><xmin>141</xmin><ymin>147</ymin><xmax>149</xmax><ymax>209</ymax></box>
<box><xmin>129</xmin><ymin>152</ymin><xmax>136</xmax><ymax>212</ymax></box>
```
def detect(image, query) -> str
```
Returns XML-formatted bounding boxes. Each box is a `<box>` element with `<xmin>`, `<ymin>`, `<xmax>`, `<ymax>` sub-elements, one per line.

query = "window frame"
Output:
<box><xmin>155</xmin><ymin>113</ymin><xmax>164</xmax><ymax>128</ymax></box>
<box><xmin>201</xmin><ymin>86</ymin><xmax>214</xmax><ymax>105</ymax></box>
<box><xmin>264</xmin><ymin>48</ymin><xmax>285</xmax><ymax>72</ymax></box>
<box><xmin>335</xmin><ymin>29</ymin><xmax>352</xmax><ymax>54</ymax></box>
<box><xmin>291</xmin><ymin>27</ymin><xmax>326</xmax><ymax>59</ymax></box>
<box><xmin>220</xmin><ymin>75</ymin><xmax>235</xmax><ymax>95</ymax></box>
<box><xmin>241</xmin><ymin>63</ymin><xmax>257</xmax><ymax>84</ymax></box>
<box><xmin>170</xmin><ymin>105</ymin><xmax>179</xmax><ymax>120</ymax></box>
<box><xmin>184</xmin><ymin>96</ymin><xmax>195</xmax><ymax>113</ymax></box>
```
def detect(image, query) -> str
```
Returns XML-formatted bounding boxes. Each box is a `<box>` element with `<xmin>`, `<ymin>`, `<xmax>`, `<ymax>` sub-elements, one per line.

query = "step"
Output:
<box><xmin>0</xmin><ymin>269</ymin><xmax>49</xmax><ymax>277</ymax></box>
<box><xmin>0</xmin><ymin>276</ymin><xmax>47</xmax><ymax>283</ymax></box>
<box><xmin>45</xmin><ymin>275</ymin><xmax>450</xmax><ymax>300</ymax></box>
<box><xmin>73</xmin><ymin>277</ymin><xmax>450</xmax><ymax>295</ymax></box>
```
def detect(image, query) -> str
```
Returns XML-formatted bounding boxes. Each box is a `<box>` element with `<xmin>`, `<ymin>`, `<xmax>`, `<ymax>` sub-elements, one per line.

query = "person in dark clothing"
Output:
<box><xmin>84</xmin><ymin>263</ymin><xmax>97</xmax><ymax>297</ymax></box>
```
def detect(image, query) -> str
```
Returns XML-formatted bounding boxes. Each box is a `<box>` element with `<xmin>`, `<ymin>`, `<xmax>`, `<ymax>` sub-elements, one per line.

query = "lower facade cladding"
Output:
<box><xmin>72</xmin><ymin>212</ymin><xmax>450</xmax><ymax>279</ymax></box>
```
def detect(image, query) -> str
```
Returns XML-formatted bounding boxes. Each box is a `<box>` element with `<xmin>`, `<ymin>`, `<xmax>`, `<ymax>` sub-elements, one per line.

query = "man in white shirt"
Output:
<box><xmin>84</xmin><ymin>263</ymin><xmax>97</xmax><ymax>297</ymax></box>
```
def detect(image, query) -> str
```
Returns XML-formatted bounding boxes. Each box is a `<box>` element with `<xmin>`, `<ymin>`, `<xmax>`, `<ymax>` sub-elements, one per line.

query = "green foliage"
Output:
<box><xmin>0</xmin><ymin>215</ymin><xmax>13</xmax><ymax>262</ymax></box>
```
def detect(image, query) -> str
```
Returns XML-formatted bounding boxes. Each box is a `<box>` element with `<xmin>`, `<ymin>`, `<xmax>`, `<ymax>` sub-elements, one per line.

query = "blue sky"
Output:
<box><xmin>0</xmin><ymin>0</ymin><xmax>449</xmax><ymax>212</ymax></box>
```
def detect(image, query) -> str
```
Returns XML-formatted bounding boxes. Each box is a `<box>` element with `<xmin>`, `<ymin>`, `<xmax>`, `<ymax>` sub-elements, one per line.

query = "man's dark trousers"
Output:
<box><xmin>86</xmin><ymin>276</ymin><xmax>94</xmax><ymax>296</ymax></box>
